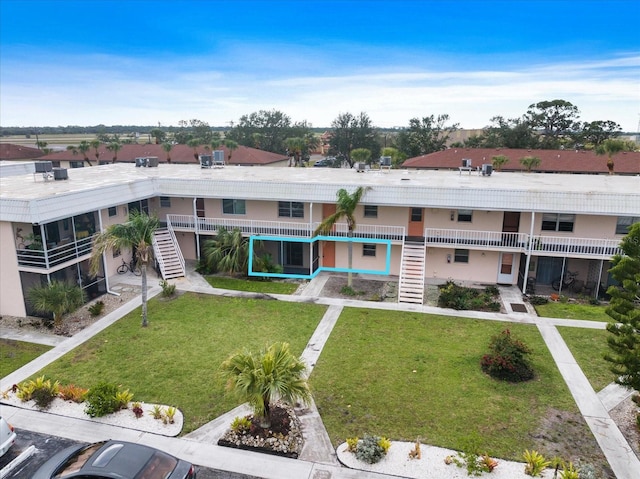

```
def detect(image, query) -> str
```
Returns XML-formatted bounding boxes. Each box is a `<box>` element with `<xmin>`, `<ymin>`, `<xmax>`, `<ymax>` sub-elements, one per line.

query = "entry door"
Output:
<box><xmin>321</xmin><ymin>203</ymin><xmax>336</xmax><ymax>267</ymax></box>
<box><xmin>497</xmin><ymin>252</ymin><xmax>516</xmax><ymax>284</ymax></box>
<box><xmin>408</xmin><ymin>208</ymin><xmax>424</xmax><ymax>237</ymax></box>
<box><xmin>501</xmin><ymin>212</ymin><xmax>521</xmax><ymax>247</ymax></box>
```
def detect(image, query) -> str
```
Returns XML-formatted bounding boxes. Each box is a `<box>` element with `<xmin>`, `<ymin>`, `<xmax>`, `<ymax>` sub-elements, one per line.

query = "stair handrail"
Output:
<box><xmin>166</xmin><ymin>224</ymin><xmax>186</xmax><ymax>273</ymax></box>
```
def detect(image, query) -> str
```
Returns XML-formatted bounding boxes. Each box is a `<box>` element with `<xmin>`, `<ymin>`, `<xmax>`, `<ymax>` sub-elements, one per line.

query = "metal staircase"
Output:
<box><xmin>398</xmin><ymin>239</ymin><xmax>426</xmax><ymax>304</ymax></box>
<box><xmin>153</xmin><ymin>228</ymin><xmax>185</xmax><ymax>280</ymax></box>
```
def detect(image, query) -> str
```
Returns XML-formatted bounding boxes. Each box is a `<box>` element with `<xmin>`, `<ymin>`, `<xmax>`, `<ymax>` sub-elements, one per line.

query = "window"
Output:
<box><xmin>410</xmin><ymin>208</ymin><xmax>422</xmax><ymax>222</ymax></box>
<box><xmin>278</xmin><ymin>201</ymin><xmax>304</xmax><ymax>218</ymax></box>
<box><xmin>108</xmin><ymin>206</ymin><xmax>117</xmax><ymax>217</ymax></box>
<box><xmin>223</xmin><ymin>199</ymin><xmax>246</xmax><ymax>215</ymax></box>
<box><xmin>616</xmin><ymin>216</ymin><xmax>639</xmax><ymax>234</ymax></box>
<box><xmin>160</xmin><ymin>196</ymin><xmax>171</xmax><ymax>208</ymax></box>
<box><xmin>541</xmin><ymin>213</ymin><xmax>575</xmax><ymax>232</ymax></box>
<box><xmin>454</xmin><ymin>249</ymin><xmax>469</xmax><ymax>263</ymax></box>
<box><xmin>457</xmin><ymin>209</ymin><xmax>473</xmax><ymax>222</ymax></box>
<box><xmin>364</xmin><ymin>205</ymin><xmax>378</xmax><ymax>218</ymax></box>
<box><xmin>69</xmin><ymin>161</ymin><xmax>84</xmax><ymax>168</ymax></box>
<box><xmin>363</xmin><ymin>244</ymin><xmax>376</xmax><ymax>257</ymax></box>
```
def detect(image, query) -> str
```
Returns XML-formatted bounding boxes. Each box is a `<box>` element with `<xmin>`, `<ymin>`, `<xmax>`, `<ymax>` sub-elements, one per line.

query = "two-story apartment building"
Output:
<box><xmin>1</xmin><ymin>161</ymin><xmax>637</xmax><ymax>317</ymax></box>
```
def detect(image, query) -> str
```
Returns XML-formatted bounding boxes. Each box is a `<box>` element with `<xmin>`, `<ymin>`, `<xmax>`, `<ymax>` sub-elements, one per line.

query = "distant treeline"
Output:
<box><xmin>0</xmin><ymin>125</ymin><xmax>230</xmax><ymax>137</ymax></box>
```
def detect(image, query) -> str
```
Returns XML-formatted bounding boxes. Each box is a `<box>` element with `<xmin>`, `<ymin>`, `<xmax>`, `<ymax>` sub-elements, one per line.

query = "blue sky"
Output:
<box><xmin>1</xmin><ymin>0</ymin><xmax>638</xmax><ymax>130</ymax></box>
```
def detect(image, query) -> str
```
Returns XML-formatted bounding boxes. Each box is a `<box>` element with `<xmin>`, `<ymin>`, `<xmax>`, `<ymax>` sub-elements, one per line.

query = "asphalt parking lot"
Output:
<box><xmin>0</xmin><ymin>428</ymin><xmax>258</xmax><ymax>479</ymax></box>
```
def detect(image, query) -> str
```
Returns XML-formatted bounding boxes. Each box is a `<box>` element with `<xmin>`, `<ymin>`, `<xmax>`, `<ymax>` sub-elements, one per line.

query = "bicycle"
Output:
<box><xmin>552</xmin><ymin>270</ymin><xmax>578</xmax><ymax>291</ymax></box>
<box><xmin>116</xmin><ymin>257</ymin><xmax>141</xmax><ymax>276</ymax></box>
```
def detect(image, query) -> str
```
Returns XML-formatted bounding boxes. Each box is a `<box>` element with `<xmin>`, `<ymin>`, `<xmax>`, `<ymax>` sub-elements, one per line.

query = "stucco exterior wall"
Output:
<box><xmin>425</xmin><ymin>248</ymin><xmax>511</xmax><ymax>284</ymax></box>
<box><xmin>0</xmin><ymin>221</ymin><xmax>27</xmax><ymax>316</ymax></box>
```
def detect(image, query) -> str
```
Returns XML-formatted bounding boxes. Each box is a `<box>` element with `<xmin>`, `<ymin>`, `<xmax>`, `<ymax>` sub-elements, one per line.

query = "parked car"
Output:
<box><xmin>33</xmin><ymin>440</ymin><xmax>196</xmax><ymax>479</ymax></box>
<box><xmin>0</xmin><ymin>416</ymin><xmax>16</xmax><ymax>457</ymax></box>
<box><xmin>313</xmin><ymin>158</ymin><xmax>331</xmax><ymax>167</ymax></box>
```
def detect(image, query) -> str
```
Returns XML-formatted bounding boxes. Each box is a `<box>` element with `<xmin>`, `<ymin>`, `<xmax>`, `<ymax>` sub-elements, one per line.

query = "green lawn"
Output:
<box><xmin>0</xmin><ymin>339</ymin><xmax>52</xmax><ymax>378</ymax></box>
<box><xmin>558</xmin><ymin>327</ymin><xmax>613</xmax><ymax>392</ymax></box>
<box><xmin>205</xmin><ymin>276</ymin><xmax>300</xmax><ymax>294</ymax></box>
<box><xmin>310</xmin><ymin>308</ymin><xmax>578</xmax><ymax>460</ymax></box>
<box><xmin>534</xmin><ymin>302</ymin><xmax>610</xmax><ymax>322</ymax></box>
<box><xmin>34</xmin><ymin>293</ymin><xmax>326</xmax><ymax>433</ymax></box>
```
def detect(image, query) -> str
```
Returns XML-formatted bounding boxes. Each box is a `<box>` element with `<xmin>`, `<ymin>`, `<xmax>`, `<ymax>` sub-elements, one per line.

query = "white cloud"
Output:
<box><xmin>1</xmin><ymin>50</ymin><xmax>638</xmax><ymax>130</ymax></box>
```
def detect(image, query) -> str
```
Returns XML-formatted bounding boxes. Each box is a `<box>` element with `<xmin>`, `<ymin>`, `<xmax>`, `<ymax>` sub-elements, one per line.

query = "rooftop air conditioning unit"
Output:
<box><xmin>146</xmin><ymin>156</ymin><xmax>159</xmax><ymax>167</ymax></box>
<box><xmin>199</xmin><ymin>155</ymin><xmax>213</xmax><ymax>168</ymax></box>
<box><xmin>462</xmin><ymin>159</ymin><xmax>472</xmax><ymax>168</ymax></box>
<box><xmin>213</xmin><ymin>150</ymin><xmax>225</xmax><ymax>166</ymax></box>
<box><xmin>53</xmin><ymin>167</ymin><xmax>68</xmax><ymax>180</ymax></box>
<box><xmin>135</xmin><ymin>157</ymin><xmax>146</xmax><ymax>167</ymax></box>
<box><xmin>355</xmin><ymin>162</ymin><xmax>367</xmax><ymax>172</ymax></box>
<box><xmin>481</xmin><ymin>164</ymin><xmax>493</xmax><ymax>176</ymax></box>
<box><xmin>35</xmin><ymin>161</ymin><xmax>53</xmax><ymax>173</ymax></box>
<box><xmin>380</xmin><ymin>156</ymin><xmax>391</xmax><ymax>167</ymax></box>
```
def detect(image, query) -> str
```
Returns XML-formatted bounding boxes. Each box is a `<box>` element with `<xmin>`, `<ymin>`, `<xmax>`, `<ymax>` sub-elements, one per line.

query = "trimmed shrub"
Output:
<box><xmin>88</xmin><ymin>300</ymin><xmax>105</xmax><ymax>316</ymax></box>
<box><xmin>85</xmin><ymin>382</ymin><xmax>122</xmax><ymax>418</ymax></box>
<box><xmin>481</xmin><ymin>329</ymin><xmax>534</xmax><ymax>382</ymax></box>
<box><xmin>354</xmin><ymin>434</ymin><xmax>390</xmax><ymax>464</ymax></box>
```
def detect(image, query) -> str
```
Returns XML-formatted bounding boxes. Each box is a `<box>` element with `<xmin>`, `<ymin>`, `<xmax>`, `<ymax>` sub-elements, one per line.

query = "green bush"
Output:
<box><xmin>438</xmin><ymin>281</ymin><xmax>501</xmax><ymax>312</ymax></box>
<box><xmin>88</xmin><ymin>301</ymin><xmax>105</xmax><ymax>316</ymax></box>
<box><xmin>85</xmin><ymin>382</ymin><xmax>123</xmax><ymax>418</ymax></box>
<box><xmin>481</xmin><ymin>329</ymin><xmax>534</xmax><ymax>382</ymax></box>
<box><xmin>159</xmin><ymin>280</ymin><xmax>177</xmax><ymax>297</ymax></box>
<box><xmin>529</xmin><ymin>295</ymin><xmax>549</xmax><ymax>305</ymax></box>
<box><xmin>18</xmin><ymin>376</ymin><xmax>59</xmax><ymax>410</ymax></box>
<box><xmin>354</xmin><ymin>434</ymin><xmax>389</xmax><ymax>464</ymax></box>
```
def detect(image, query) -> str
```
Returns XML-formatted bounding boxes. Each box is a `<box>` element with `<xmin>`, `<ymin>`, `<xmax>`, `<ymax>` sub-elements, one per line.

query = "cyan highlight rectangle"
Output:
<box><xmin>248</xmin><ymin>235</ymin><xmax>392</xmax><ymax>279</ymax></box>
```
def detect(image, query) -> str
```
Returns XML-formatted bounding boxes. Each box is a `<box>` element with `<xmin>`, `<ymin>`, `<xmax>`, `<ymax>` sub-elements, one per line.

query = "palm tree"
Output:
<box><xmin>161</xmin><ymin>142</ymin><xmax>173</xmax><ymax>163</ymax></box>
<box><xmin>520</xmin><ymin>155</ymin><xmax>540</xmax><ymax>173</ymax></box>
<box><xmin>491</xmin><ymin>155</ymin><xmax>509</xmax><ymax>171</ymax></box>
<box><xmin>90</xmin><ymin>139</ymin><xmax>101</xmax><ymax>163</ymax></box>
<box><xmin>285</xmin><ymin>137</ymin><xmax>305</xmax><ymax>167</ymax></box>
<box><xmin>351</xmin><ymin>148</ymin><xmax>372</xmax><ymax>166</ymax></box>
<box><xmin>90</xmin><ymin>211</ymin><xmax>159</xmax><ymax>327</ymax></box>
<box><xmin>596</xmin><ymin>138</ymin><xmax>627</xmax><ymax>175</ymax></box>
<box><xmin>27</xmin><ymin>280</ymin><xmax>85</xmax><ymax>331</ymax></box>
<box><xmin>67</xmin><ymin>140</ymin><xmax>92</xmax><ymax>166</ymax></box>
<box><xmin>187</xmin><ymin>138</ymin><xmax>201</xmax><ymax>161</ymax></box>
<box><xmin>315</xmin><ymin>186</ymin><xmax>371</xmax><ymax>287</ymax></box>
<box><xmin>106</xmin><ymin>141</ymin><xmax>122</xmax><ymax>163</ymax></box>
<box><xmin>224</xmin><ymin>139</ymin><xmax>238</xmax><ymax>164</ymax></box>
<box><xmin>220</xmin><ymin>342</ymin><xmax>311</xmax><ymax>428</ymax></box>
<box><xmin>202</xmin><ymin>228</ymin><xmax>251</xmax><ymax>274</ymax></box>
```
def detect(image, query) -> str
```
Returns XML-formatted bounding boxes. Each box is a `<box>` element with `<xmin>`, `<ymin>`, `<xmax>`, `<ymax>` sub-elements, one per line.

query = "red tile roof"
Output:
<box><xmin>34</xmin><ymin>143</ymin><xmax>288</xmax><ymax>166</ymax></box>
<box><xmin>403</xmin><ymin>148</ymin><xmax>640</xmax><ymax>175</ymax></box>
<box><xmin>0</xmin><ymin>144</ymin><xmax>44</xmax><ymax>160</ymax></box>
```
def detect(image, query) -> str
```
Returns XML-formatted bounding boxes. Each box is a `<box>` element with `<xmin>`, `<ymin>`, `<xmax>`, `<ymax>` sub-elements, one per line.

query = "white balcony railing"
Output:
<box><xmin>528</xmin><ymin>234</ymin><xmax>623</xmax><ymax>257</ymax></box>
<box><xmin>167</xmin><ymin>215</ymin><xmax>405</xmax><ymax>241</ymax></box>
<box><xmin>425</xmin><ymin>228</ymin><xmax>528</xmax><ymax>250</ymax></box>
<box><xmin>17</xmin><ymin>234</ymin><xmax>95</xmax><ymax>269</ymax></box>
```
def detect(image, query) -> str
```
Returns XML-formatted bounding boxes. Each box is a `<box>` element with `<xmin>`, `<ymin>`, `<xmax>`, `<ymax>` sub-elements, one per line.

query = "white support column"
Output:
<box><xmin>522</xmin><ymin>211</ymin><xmax>535</xmax><ymax>294</ymax></box>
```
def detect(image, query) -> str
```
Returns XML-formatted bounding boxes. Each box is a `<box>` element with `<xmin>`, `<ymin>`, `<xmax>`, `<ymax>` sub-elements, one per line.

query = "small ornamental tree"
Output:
<box><xmin>604</xmin><ymin>222</ymin><xmax>640</xmax><ymax>393</ymax></box>
<box><xmin>481</xmin><ymin>329</ymin><xmax>534</xmax><ymax>382</ymax></box>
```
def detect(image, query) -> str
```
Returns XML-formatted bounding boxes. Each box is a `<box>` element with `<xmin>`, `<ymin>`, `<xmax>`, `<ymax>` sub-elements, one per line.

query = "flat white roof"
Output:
<box><xmin>2</xmin><ymin>163</ymin><xmax>639</xmax><ymax>223</ymax></box>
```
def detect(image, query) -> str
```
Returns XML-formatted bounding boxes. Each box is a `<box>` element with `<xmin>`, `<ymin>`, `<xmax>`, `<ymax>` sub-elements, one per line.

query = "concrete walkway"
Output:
<box><xmin>1</xmin><ymin>271</ymin><xmax>638</xmax><ymax>479</ymax></box>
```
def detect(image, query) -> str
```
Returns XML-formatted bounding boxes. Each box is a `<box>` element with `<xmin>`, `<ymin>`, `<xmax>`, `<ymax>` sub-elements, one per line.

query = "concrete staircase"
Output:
<box><xmin>398</xmin><ymin>240</ymin><xmax>426</xmax><ymax>304</ymax></box>
<box><xmin>153</xmin><ymin>229</ymin><xmax>185</xmax><ymax>280</ymax></box>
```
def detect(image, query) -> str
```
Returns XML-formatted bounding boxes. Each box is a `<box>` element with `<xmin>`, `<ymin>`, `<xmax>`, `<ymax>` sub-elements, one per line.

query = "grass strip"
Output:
<box><xmin>0</xmin><ymin>339</ymin><xmax>52</xmax><ymax>378</ymax></box>
<box><xmin>205</xmin><ymin>276</ymin><xmax>300</xmax><ymax>294</ymax></box>
<box><xmin>310</xmin><ymin>307</ymin><xmax>578</xmax><ymax>460</ymax></box>
<box><xmin>34</xmin><ymin>292</ymin><xmax>325</xmax><ymax>433</ymax></box>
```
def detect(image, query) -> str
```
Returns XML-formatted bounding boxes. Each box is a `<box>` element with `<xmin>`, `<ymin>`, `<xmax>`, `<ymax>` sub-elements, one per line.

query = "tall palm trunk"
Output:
<box><xmin>347</xmin><ymin>230</ymin><xmax>354</xmax><ymax>287</ymax></box>
<box><xmin>141</xmin><ymin>262</ymin><xmax>148</xmax><ymax>327</ymax></box>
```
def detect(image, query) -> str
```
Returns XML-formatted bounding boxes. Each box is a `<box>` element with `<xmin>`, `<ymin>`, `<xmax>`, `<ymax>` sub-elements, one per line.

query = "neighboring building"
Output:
<box><xmin>25</xmin><ymin>143</ymin><xmax>289</xmax><ymax>169</ymax></box>
<box><xmin>0</xmin><ymin>144</ymin><xmax>44</xmax><ymax>161</ymax></box>
<box><xmin>404</xmin><ymin>148</ymin><xmax>640</xmax><ymax>175</ymax></box>
<box><xmin>1</xmin><ymin>161</ymin><xmax>638</xmax><ymax>317</ymax></box>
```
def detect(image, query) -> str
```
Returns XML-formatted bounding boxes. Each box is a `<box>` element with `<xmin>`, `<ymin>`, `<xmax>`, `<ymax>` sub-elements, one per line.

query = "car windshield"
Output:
<box><xmin>135</xmin><ymin>451</ymin><xmax>178</xmax><ymax>479</ymax></box>
<box><xmin>54</xmin><ymin>442</ymin><xmax>105</xmax><ymax>478</ymax></box>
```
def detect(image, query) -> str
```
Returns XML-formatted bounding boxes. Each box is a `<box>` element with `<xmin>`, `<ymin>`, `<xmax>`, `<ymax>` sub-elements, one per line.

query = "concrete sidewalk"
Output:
<box><xmin>1</xmin><ymin>271</ymin><xmax>638</xmax><ymax>479</ymax></box>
